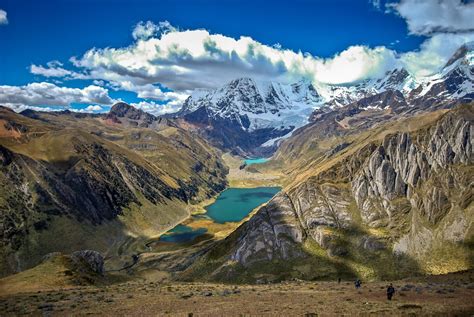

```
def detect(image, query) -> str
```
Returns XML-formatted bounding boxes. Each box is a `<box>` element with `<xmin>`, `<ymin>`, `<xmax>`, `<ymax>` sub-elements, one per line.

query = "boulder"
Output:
<box><xmin>70</xmin><ymin>250</ymin><xmax>105</xmax><ymax>275</ymax></box>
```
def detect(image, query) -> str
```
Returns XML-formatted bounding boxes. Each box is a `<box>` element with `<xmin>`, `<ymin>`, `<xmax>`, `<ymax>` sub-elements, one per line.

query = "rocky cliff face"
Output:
<box><xmin>190</xmin><ymin>105</ymin><xmax>473</xmax><ymax>282</ymax></box>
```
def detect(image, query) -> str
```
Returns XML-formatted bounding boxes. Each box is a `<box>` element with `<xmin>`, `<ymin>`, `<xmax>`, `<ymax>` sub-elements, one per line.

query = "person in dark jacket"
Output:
<box><xmin>355</xmin><ymin>279</ymin><xmax>361</xmax><ymax>289</ymax></box>
<box><xmin>387</xmin><ymin>283</ymin><xmax>395</xmax><ymax>300</ymax></box>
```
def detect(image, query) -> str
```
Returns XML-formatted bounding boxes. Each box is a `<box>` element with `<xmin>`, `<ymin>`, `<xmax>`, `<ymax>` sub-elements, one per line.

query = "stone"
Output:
<box><xmin>70</xmin><ymin>250</ymin><xmax>105</xmax><ymax>275</ymax></box>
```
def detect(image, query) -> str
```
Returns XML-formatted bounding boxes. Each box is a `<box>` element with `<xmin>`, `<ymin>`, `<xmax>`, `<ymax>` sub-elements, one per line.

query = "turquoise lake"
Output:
<box><xmin>205</xmin><ymin>187</ymin><xmax>281</xmax><ymax>223</ymax></box>
<box><xmin>244</xmin><ymin>158</ymin><xmax>269</xmax><ymax>165</ymax></box>
<box><xmin>159</xmin><ymin>225</ymin><xmax>207</xmax><ymax>243</ymax></box>
<box><xmin>159</xmin><ymin>187</ymin><xmax>281</xmax><ymax>242</ymax></box>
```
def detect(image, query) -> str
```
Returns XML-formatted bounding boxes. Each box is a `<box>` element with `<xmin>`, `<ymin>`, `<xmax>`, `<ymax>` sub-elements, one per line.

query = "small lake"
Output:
<box><xmin>159</xmin><ymin>187</ymin><xmax>281</xmax><ymax>243</ymax></box>
<box><xmin>244</xmin><ymin>158</ymin><xmax>269</xmax><ymax>165</ymax></box>
<box><xmin>205</xmin><ymin>187</ymin><xmax>281</xmax><ymax>223</ymax></box>
<box><xmin>158</xmin><ymin>225</ymin><xmax>207</xmax><ymax>243</ymax></box>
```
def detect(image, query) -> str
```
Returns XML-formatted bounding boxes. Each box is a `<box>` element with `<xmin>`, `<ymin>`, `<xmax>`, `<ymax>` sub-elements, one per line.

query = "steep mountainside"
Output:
<box><xmin>183</xmin><ymin>105</ymin><xmax>473</xmax><ymax>282</ymax></box>
<box><xmin>0</xmin><ymin>104</ymin><xmax>227</xmax><ymax>276</ymax></box>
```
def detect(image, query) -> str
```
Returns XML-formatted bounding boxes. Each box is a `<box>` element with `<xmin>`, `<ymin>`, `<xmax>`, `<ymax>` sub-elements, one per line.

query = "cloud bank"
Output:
<box><xmin>0</xmin><ymin>83</ymin><xmax>114</xmax><ymax>112</ymax></box>
<box><xmin>391</xmin><ymin>0</ymin><xmax>474</xmax><ymax>35</ymax></box>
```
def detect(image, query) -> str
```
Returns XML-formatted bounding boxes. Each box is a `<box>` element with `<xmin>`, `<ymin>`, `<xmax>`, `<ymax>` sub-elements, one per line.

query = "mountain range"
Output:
<box><xmin>0</xmin><ymin>43</ymin><xmax>472</xmax><ymax>284</ymax></box>
<box><xmin>173</xmin><ymin>43</ymin><xmax>473</xmax><ymax>155</ymax></box>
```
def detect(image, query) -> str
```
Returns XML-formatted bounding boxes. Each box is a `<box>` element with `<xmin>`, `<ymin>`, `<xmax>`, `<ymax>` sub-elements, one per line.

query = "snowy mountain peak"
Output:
<box><xmin>178</xmin><ymin>77</ymin><xmax>322</xmax><ymax>134</ymax></box>
<box><xmin>375</xmin><ymin>68</ymin><xmax>418</xmax><ymax>93</ymax></box>
<box><xmin>444</xmin><ymin>42</ymin><xmax>474</xmax><ymax>68</ymax></box>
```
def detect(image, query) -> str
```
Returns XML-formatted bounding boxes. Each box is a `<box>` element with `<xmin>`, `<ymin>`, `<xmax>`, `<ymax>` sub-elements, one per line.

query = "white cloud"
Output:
<box><xmin>313</xmin><ymin>46</ymin><xmax>399</xmax><ymax>84</ymax></box>
<box><xmin>369</xmin><ymin>0</ymin><xmax>382</xmax><ymax>10</ymax></box>
<box><xmin>31</xmin><ymin>64</ymin><xmax>72</xmax><ymax>78</ymax></box>
<box><xmin>65</xmin><ymin>21</ymin><xmax>398</xmax><ymax>91</ymax></box>
<box><xmin>132</xmin><ymin>20</ymin><xmax>176</xmax><ymax>40</ymax></box>
<box><xmin>85</xmin><ymin>105</ymin><xmax>103</xmax><ymax>111</ymax></box>
<box><xmin>131</xmin><ymin>100</ymin><xmax>181</xmax><ymax>115</ymax></box>
<box><xmin>0</xmin><ymin>9</ymin><xmax>7</xmax><ymax>25</ymax></box>
<box><xmin>0</xmin><ymin>82</ymin><xmax>114</xmax><ymax>112</ymax></box>
<box><xmin>391</xmin><ymin>0</ymin><xmax>474</xmax><ymax>35</ymax></box>
<box><xmin>401</xmin><ymin>33</ymin><xmax>474</xmax><ymax>77</ymax></box>
<box><xmin>30</xmin><ymin>61</ymin><xmax>88</xmax><ymax>79</ymax></box>
<box><xmin>92</xmin><ymin>79</ymin><xmax>106</xmax><ymax>86</ymax></box>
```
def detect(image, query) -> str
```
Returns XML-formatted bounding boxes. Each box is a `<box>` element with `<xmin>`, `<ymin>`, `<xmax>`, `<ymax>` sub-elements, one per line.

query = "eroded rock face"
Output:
<box><xmin>352</xmin><ymin>110</ymin><xmax>472</xmax><ymax>226</ymax></box>
<box><xmin>230</xmin><ymin>194</ymin><xmax>305</xmax><ymax>265</ymax></box>
<box><xmin>224</xmin><ymin>106</ymin><xmax>473</xmax><ymax>270</ymax></box>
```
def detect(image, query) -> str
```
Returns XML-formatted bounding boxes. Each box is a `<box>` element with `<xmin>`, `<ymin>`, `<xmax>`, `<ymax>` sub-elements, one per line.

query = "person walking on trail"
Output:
<box><xmin>355</xmin><ymin>279</ymin><xmax>362</xmax><ymax>289</ymax></box>
<box><xmin>387</xmin><ymin>283</ymin><xmax>395</xmax><ymax>300</ymax></box>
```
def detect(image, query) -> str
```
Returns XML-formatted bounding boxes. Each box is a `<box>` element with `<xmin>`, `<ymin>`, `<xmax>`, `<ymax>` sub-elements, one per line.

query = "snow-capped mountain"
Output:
<box><xmin>174</xmin><ymin>43</ymin><xmax>473</xmax><ymax>154</ymax></box>
<box><xmin>408</xmin><ymin>42</ymin><xmax>474</xmax><ymax>109</ymax></box>
<box><xmin>174</xmin><ymin>78</ymin><xmax>322</xmax><ymax>154</ymax></box>
<box><xmin>313</xmin><ymin>68</ymin><xmax>419</xmax><ymax>109</ymax></box>
<box><xmin>311</xmin><ymin>43</ymin><xmax>473</xmax><ymax>117</ymax></box>
<box><xmin>179</xmin><ymin>77</ymin><xmax>322</xmax><ymax>132</ymax></box>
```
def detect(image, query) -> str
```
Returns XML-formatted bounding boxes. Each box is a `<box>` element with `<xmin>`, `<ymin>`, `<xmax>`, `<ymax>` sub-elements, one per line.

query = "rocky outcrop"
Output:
<box><xmin>352</xmin><ymin>108</ymin><xmax>472</xmax><ymax>226</ymax></box>
<box><xmin>70</xmin><ymin>250</ymin><xmax>105</xmax><ymax>275</ymax></box>
<box><xmin>230</xmin><ymin>194</ymin><xmax>305</xmax><ymax>264</ymax></box>
<box><xmin>105</xmin><ymin>102</ymin><xmax>173</xmax><ymax>129</ymax></box>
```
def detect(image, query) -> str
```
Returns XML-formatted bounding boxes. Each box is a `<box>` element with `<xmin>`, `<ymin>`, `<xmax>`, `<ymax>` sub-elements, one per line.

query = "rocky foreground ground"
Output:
<box><xmin>1</xmin><ymin>271</ymin><xmax>474</xmax><ymax>316</ymax></box>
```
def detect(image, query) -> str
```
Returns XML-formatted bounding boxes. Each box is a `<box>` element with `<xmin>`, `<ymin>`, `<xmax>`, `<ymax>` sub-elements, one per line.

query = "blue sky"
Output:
<box><xmin>0</xmin><ymin>0</ymin><xmax>473</xmax><ymax>114</ymax></box>
<box><xmin>0</xmin><ymin>0</ymin><xmax>423</xmax><ymax>85</ymax></box>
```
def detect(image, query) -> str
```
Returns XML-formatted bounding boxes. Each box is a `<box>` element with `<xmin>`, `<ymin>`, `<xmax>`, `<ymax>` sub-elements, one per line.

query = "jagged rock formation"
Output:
<box><xmin>0</xmin><ymin>103</ymin><xmax>227</xmax><ymax>276</ymax></box>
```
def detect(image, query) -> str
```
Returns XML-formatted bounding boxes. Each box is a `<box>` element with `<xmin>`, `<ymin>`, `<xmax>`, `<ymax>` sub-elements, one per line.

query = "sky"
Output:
<box><xmin>0</xmin><ymin>0</ymin><xmax>474</xmax><ymax>114</ymax></box>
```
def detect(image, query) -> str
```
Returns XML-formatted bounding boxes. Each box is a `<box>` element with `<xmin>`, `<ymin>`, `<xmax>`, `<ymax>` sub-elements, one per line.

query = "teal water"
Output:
<box><xmin>159</xmin><ymin>187</ymin><xmax>281</xmax><ymax>243</ymax></box>
<box><xmin>244</xmin><ymin>157</ymin><xmax>269</xmax><ymax>165</ymax></box>
<box><xmin>159</xmin><ymin>225</ymin><xmax>207</xmax><ymax>243</ymax></box>
<box><xmin>205</xmin><ymin>187</ymin><xmax>281</xmax><ymax>223</ymax></box>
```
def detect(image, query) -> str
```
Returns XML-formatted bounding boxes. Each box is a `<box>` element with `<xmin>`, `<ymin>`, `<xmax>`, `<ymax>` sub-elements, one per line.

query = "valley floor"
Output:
<box><xmin>1</xmin><ymin>271</ymin><xmax>473</xmax><ymax>316</ymax></box>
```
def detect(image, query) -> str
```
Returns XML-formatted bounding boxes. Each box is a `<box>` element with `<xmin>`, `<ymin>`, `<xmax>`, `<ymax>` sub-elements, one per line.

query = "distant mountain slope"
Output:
<box><xmin>0</xmin><ymin>103</ymin><xmax>227</xmax><ymax>277</ymax></box>
<box><xmin>182</xmin><ymin>105</ymin><xmax>473</xmax><ymax>283</ymax></box>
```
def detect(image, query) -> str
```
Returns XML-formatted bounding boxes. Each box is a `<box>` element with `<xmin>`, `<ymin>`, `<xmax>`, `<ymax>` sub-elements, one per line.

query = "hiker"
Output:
<box><xmin>338</xmin><ymin>277</ymin><xmax>341</xmax><ymax>284</ymax></box>
<box><xmin>355</xmin><ymin>279</ymin><xmax>361</xmax><ymax>289</ymax></box>
<box><xmin>387</xmin><ymin>283</ymin><xmax>395</xmax><ymax>300</ymax></box>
